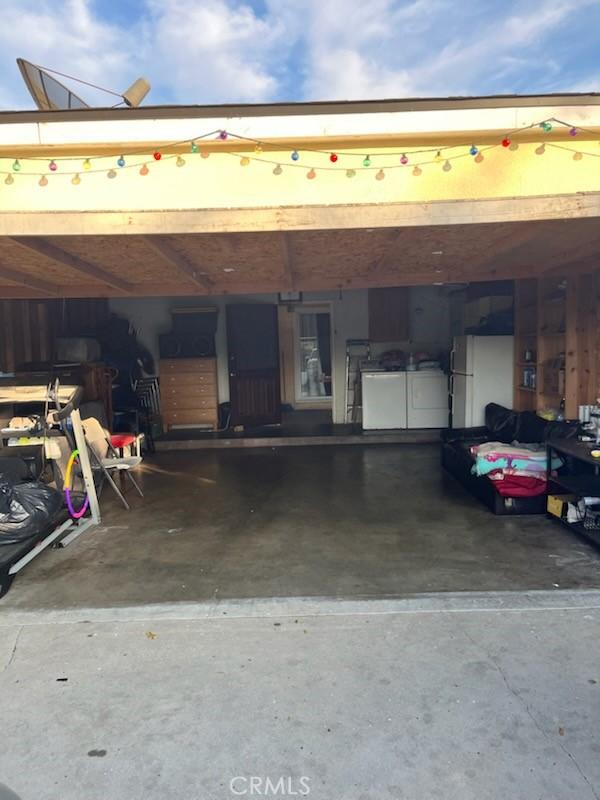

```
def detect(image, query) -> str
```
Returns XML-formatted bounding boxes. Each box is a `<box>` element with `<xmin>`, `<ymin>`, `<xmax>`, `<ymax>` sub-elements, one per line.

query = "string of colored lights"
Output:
<box><xmin>0</xmin><ymin>117</ymin><xmax>598</xmax><ymax>184</ymax></box>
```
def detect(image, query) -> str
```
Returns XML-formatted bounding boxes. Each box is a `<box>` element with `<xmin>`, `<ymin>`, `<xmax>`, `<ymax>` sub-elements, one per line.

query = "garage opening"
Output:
<box><xmin>1</xmin><ymin>225</ymin><xmax>600</xmax><ymax>607</ymax></box>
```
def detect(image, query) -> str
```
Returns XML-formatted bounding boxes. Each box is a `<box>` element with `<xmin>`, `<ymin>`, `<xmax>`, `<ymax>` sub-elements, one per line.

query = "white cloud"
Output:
<box><xmin>144</xmin><ymin>0</ymin><xmax>283</xmax><ymax>103</ymax></box>
<box><xmin>0</xmin><ymin>0</ymin><xmax>597</xmax><ymax>110</ymax></box>
<box><xmin>0</xmin><ymin>0</ymin><xmax>136</xmax><ymax>108</ymax></box>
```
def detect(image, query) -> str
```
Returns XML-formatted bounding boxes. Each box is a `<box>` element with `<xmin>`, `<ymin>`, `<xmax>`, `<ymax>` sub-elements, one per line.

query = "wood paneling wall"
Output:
<box><xmin>0</xmin><ymin>299</ymin><xmax>58</xmax><ymax>372</ymax></box>
<box><xmin>514</xmin><ymin>270</ymin><xmax>600</xmax><ymax>417</ymax></box>
<box><xmin>0</xmin><ymin>298</ymin><xmax>110</xmax><ymax>373</ymax></box>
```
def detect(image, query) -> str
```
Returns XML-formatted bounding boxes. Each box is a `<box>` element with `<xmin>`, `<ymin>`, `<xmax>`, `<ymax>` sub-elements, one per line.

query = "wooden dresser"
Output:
<box><xmin>160</xmin><ymin>358</ymin><xmax>218</xmax><ymax>431</ymax></box>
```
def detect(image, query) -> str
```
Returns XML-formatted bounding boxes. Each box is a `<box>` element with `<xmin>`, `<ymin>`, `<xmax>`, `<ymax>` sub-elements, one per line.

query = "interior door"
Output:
<box><xmin>227</xmin><ymin>304</ymin><xmax>281</xmax><ymax>427</ymax></box>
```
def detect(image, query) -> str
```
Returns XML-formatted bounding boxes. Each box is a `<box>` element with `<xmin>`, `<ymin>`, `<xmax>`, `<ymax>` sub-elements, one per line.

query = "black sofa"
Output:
<box><xmin>442</xmin><ymin>403</ymin><xmax>579</xmax><ymax>515</ymax></box>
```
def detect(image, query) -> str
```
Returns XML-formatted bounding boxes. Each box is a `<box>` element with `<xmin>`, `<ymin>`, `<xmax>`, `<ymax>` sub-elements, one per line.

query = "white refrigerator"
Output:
<box><xmin>450</xmin><ymin>335</ymin><xmax>514</xmax><ymax>428</ymax></box>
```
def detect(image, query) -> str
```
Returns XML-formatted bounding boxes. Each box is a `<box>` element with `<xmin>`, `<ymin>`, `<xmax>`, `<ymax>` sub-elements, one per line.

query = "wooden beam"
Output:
<box><xmin>1</xmin><ymin>194</ymin><xmax>600</xmax><ymax>237</ymax></box>
<box><xmin>0</xmin><ymin>263</ymin><xmax>57</xmax><ymax>295</ymax></box>
<box><xmin>10</xmin><ymin>236</ymin><xmax>132</xmax><ymax>293</ymax></box>
<box><xmin>564</xmin><ymin>277</ymin><xmax>579</xmax><ymax>419</ymax></box>
<box><xmin>279</xmin><ymin>233</ymin><xmax>295</xmax><ymax>290</ymax></box>
<box><xmin>0</xmin><ymin>260</ymin><xmax>594</xmax><ymax>300</ymax></box>
<box><xmin>142</xmin><ymin>236</ymin><xmax>213</xmax><ymax>290</ymax></box>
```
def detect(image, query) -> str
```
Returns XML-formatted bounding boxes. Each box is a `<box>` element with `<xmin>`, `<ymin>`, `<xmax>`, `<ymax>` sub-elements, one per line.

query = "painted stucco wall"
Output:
<box><xmin>0</xmin><ymin>141</ymin><xmax>598</xmax><ymax>215</ymax></box>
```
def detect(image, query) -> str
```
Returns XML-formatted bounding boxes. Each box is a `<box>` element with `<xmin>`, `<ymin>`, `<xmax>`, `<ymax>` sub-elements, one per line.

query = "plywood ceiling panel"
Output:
<box><xmin>48</xmin><ymin>236</ymin><xmax>178</xmax><ymax>283</ymax></box>
<box><xmin>170</xmin><ymin>233</ymin><xmax>284</xmax><ymax>283</ymax></box>
<box><xmin>0</xmin><ymin>216</ymin><xmax>598</xmax><ymax>298</ymax></box>
<box><xmin>0</xmin><ymin>237</ymin><xmax>97</xmax><ymax>284</ymax></box>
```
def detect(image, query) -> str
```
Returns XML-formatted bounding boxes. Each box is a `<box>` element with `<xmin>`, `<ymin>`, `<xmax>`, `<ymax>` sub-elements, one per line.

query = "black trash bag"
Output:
<box><xmin>0</xmin><ymin>479</ymin><xmax>63</xmax><ymax>545</ymax></box>
<box><xmin>0</xmin><ymin>479</ymin><xmax>12</xmax><ymax>515</ymax></box>
<box><xmin>485</xmin><ymin>403</ymin><xmax>518</xmax><ymax>443</ymax></box>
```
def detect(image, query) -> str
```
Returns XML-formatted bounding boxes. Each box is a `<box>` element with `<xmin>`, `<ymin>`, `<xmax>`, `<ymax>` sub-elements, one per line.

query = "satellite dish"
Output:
<box><xmin>17</xmin><ymin>58</ymin><xmax>89</xmax><ymax>110</ymax></box>
<box><xmin>16</xmin><ymin>58</ymin><xmax>151</xmax><ymax>110</ymax></box>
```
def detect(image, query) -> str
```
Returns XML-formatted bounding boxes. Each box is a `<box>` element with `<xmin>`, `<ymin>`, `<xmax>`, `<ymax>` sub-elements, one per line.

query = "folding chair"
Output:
<box><xmin>82</xmin><ymin>417</ymin><xmax>144</xmax><ymax>510</ymax></box>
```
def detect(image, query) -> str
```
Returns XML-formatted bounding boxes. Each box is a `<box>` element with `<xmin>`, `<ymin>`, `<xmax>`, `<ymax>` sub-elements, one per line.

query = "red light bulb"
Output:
<box><xmin>153</xmin><ymin>151</ymin><xmax>162</xmax><ymax>160</ymax></box>
<box><xmin>330</xmin><ymin>153</ymin><xmax>338</xmax><ymax>163</ymax></box>
<box><xmin>501</xmin><ymin>138</ymin><xmax>510</xmax><ymax>148</ymax></box>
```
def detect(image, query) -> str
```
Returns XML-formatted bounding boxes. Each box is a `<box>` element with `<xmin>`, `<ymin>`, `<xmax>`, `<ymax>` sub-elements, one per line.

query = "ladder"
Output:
<box><xmin>344</xmin><ymin>339</ymin><xmax>371</xmax><ymax>423</ymax></box>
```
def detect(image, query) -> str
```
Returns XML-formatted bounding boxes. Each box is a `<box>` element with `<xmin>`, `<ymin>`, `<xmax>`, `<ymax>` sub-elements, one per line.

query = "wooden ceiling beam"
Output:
<box><xmin>0</xmin><ymin>263</ymin><xmax>57</xmax><ymax>296</ymax></box>
<box><xmin>10</xmin><ymin>236</ymin><xmax>132</xmax><ymax>293</ymax></box>
<box><xmin>2</xmin><ymin>195</ymin><xmax>600</xmax><ymax>237</ymax></box>
<box><xmin>142</xmin><ymin>236</ymin><xmax>213</xmax><ymax>290</ymax></box>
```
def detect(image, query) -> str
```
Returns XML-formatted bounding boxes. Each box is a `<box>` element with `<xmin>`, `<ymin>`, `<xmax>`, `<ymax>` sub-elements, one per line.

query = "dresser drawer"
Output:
<box><xmin>164</xmin><ymin>410</ymin><xmax>217</xmax><ymax>427</ymax></box>
<box><xmin>161</xmin><ymin>383</ymin><xmax>216</xmax><ymax>400</ymax></box>
<box><xmin>162</xmin><ymin>396</ymin><xmax>217</xmax><ymax>412</ymax></box>
<box><xmin>160</xmin><ymin>358</ymin><xmax>216</xmax><ymax>374</ymax></box>
<box><xmin>161</xmin><ymin>372</ymin><xmax>216</xmax><ymax>389</ymax></box>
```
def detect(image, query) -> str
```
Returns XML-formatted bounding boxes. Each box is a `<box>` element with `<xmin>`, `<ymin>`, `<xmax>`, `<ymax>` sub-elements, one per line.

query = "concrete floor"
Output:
<box><xmin>2</xmin><ymin>598</ymin><xmax>600</xmax><ymax>800</ymax></box>
<box><xmin>3</xmin><ymin>444</ymin><xmax>600</xmax><ymax>609</ymax></box>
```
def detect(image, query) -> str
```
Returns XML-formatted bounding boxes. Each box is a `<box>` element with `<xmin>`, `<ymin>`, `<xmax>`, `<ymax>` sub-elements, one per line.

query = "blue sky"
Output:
<box><xmin>0</xmin><ymin>0</ymin><xmax>598</xmax><ymax>109</ymax></box>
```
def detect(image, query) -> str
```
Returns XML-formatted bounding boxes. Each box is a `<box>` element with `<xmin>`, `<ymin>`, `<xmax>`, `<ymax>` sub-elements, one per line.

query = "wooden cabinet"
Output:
<box><xmin>368</xmin><ymin>288</ymin><xmax>410</xmax><ymax>342</ymax></box>
<box><xmin>160</xmin><ymin>358</ymin><xmax>218</xmax><ymax>431</ymax></box>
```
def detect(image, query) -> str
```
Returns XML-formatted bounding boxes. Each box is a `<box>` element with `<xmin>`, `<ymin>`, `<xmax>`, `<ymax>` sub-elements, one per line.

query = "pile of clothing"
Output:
<box><xmin>470</xmin><ymin>442</ymin><xmax>562</xmax><ymax>497</ymax></box>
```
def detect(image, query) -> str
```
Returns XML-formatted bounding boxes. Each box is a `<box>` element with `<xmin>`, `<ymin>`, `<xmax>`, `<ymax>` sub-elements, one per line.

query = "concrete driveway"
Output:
<box><xmin>2</xmin><ymin>592</ymin><xmax>600</xmax><ymax>800</ymax></box>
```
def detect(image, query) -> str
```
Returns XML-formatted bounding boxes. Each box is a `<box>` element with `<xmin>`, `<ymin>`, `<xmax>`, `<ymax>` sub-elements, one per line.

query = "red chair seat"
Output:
<box><xmin>110</xmin><ymin>434</ymin><xmax>137</xmax><ymax>449</ymax></box>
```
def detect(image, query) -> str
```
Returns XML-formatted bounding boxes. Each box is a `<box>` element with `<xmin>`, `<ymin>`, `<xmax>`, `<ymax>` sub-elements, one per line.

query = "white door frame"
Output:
<box><xmin>292</xmin><ymin>303</ymin><xmax>335</xmax><ymax>411</ymax></box>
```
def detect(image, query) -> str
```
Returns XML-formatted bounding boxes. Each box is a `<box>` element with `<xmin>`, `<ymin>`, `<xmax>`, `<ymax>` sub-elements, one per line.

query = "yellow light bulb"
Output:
<box><xmin>83</xmin><ymin>158</ymin><xmax>92</xmax><ymax>171</ymax></box>
<box><xmin>240</xmin><ymin>156</ymin><xmax>250</xmax><ymax>166</ymax></box>
<box><xmin>71</xmin><ymin>173</ymin><xmax>81</xmax><ymax>185</ymax></box>
<box><xmin>176</xmin><ymin>155</ymin><xmax>186</xmax><ymax>167</ymax></box>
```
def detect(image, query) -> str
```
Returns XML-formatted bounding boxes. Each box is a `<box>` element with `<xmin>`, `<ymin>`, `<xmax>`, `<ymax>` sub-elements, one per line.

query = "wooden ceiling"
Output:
<box><xmin>0</xmin><ymin>217</ymin><xmax>599</xmax><ymax>299</ymax></box>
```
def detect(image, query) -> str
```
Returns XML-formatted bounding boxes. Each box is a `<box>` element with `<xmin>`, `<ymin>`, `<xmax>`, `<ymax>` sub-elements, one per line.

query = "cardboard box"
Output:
<box><xmin>547</xmin><ymin>494</ymin><xmax>576</xmax><ymax>518</ymax></box>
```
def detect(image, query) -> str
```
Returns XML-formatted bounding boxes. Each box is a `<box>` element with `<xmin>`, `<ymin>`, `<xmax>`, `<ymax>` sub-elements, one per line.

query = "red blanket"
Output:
<box><xmin>487</xmin><ymin>469</ymin><xmax>546</xmax><ymax>497</ymax></box>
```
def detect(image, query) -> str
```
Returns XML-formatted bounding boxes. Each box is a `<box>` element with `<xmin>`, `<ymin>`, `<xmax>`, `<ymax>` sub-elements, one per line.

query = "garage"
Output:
<box><xmin>1</xmin><ymin>93</ymin><xmax>600</xmax><ymax>606</ymax></box>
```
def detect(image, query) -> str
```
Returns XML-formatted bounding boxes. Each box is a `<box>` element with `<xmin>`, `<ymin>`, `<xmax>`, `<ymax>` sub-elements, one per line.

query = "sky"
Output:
<box><xmin>0</xmin><ymin>0</ymin><xmax>598</xmax><ymax>109</ymax></box>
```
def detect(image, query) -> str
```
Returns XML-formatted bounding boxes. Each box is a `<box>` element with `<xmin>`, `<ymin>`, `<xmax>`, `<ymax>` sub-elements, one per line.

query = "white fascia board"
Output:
<box><xmin>0</xmin><ymin>104</ymin><xmax>600</xmax><ymax>147</ymax></box>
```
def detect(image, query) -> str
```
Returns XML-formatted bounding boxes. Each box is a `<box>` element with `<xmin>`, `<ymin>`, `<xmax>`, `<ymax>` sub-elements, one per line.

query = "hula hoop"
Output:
<box><xmin>64</xmin><ymin>449</ymin><xmax>90</xmax><ymax>519</ymax></box>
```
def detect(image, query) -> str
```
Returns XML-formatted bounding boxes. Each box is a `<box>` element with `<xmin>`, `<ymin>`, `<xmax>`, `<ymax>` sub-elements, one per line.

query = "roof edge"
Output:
<box><xmin>0</xmin><ymin>92</ymin><xmax>599</xmax><ymax>124</ymax></box>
